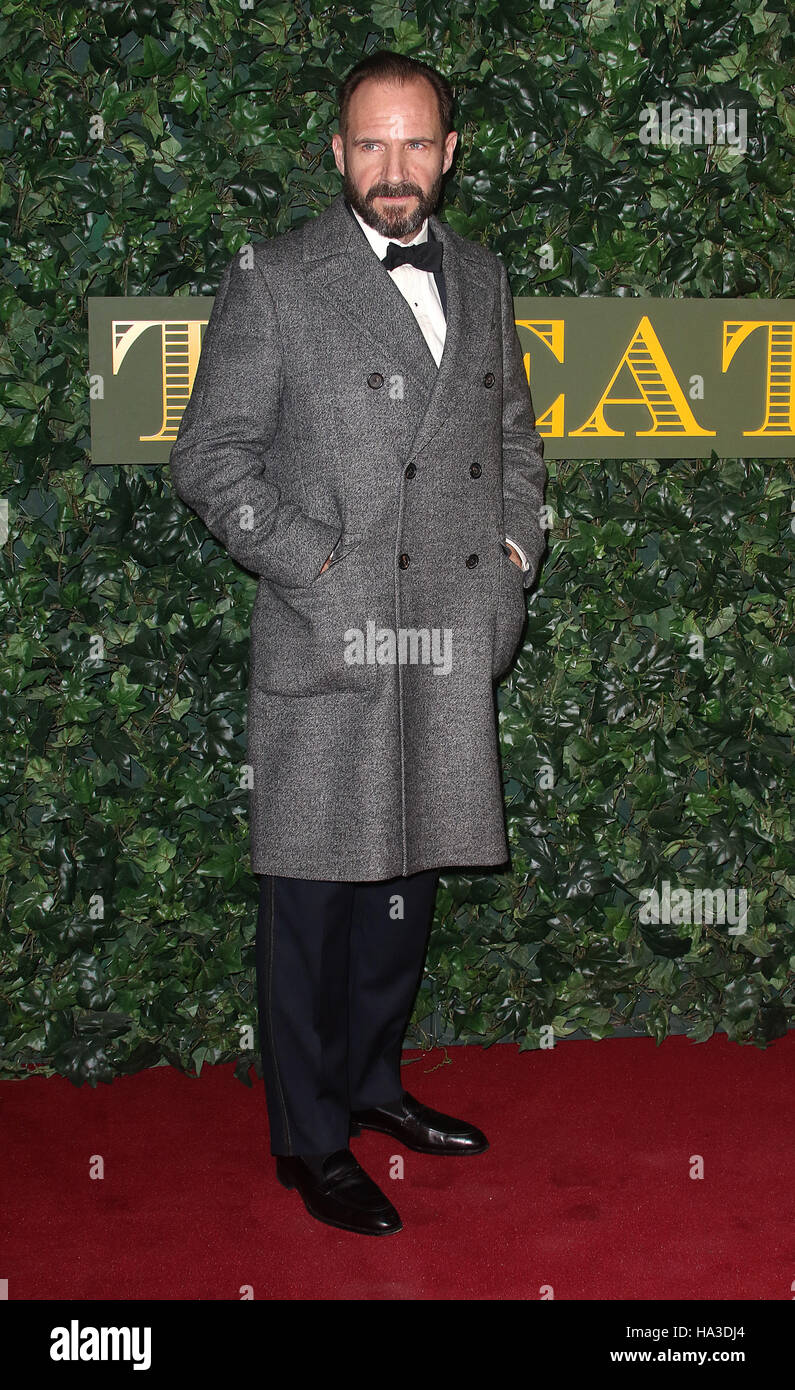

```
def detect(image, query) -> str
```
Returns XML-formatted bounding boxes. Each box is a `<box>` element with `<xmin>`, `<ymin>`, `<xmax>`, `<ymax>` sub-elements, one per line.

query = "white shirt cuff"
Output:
<box><xmin>504</xmin><ymin>535</ymin><xmax>530</xmax><ymax>572</ymax></box>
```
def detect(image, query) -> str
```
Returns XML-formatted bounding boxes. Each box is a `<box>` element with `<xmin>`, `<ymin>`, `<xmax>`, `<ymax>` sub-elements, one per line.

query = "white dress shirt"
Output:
<box><xmin>351</xmin><ymin>205</ymin><xmax>447</xmax><ymax>369</ymax></box>
<box><xmin>329</xmin><ymin>204</ymin><xmax>529</xmax><ymax>573</ymax></box>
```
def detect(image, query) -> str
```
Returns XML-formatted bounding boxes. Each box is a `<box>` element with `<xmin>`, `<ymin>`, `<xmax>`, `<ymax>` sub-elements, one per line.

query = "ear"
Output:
<box><xmin>442</xmin><ymin>130</ymin><xmax>458</xmax><ymax>174</ymax></box>
<box><xmin>331</xmin><ymin>132</ymin><xmax>345</xmax><ymax>176</ymax></box>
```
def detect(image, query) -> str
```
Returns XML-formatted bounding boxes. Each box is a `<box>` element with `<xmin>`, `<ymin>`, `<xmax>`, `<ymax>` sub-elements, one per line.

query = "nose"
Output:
<box><xmin>382</xmin><ymin>146</ymin><xmax>409</xmax><ymax>187</ymax></box>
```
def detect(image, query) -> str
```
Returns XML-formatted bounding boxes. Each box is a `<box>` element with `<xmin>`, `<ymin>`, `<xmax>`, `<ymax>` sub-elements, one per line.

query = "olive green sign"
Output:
<box><xmin>88</xmin><ymin>297</ymin><xmax>795</xmax><ymax>462</ymax></box>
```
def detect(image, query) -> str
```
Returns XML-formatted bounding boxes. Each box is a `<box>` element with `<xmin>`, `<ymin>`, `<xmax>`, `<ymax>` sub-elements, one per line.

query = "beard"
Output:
<box><xmin>342</xmin><ymin>164</ymin><xmax>446</xmax><ymax>239</ymax></box>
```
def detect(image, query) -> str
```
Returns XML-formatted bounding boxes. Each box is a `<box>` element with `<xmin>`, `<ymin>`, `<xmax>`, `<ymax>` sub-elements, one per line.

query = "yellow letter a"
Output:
<box><xmin>570</xmin><ymin>315</ymin><xmax>715</xmax><ymax>438</ymax></box>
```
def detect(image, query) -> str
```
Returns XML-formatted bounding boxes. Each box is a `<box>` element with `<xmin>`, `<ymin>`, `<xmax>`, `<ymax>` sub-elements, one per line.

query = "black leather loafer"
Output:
<box><xmin>349</xmin><ymin>1090</ymin><xmax>489</xmax><ymax>1155</ymax></box>
<box><xmin>275</xmin><ymin>1148</ymin><xmax>402</xmax><ymax>1235</ymax></box>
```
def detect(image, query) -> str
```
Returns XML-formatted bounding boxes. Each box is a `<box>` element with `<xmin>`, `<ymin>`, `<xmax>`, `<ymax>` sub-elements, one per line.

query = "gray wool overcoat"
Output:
<box><xmin>169</xmin><ymin>191</ymin><xmax>546</xmax><ymax>881</ymax></box>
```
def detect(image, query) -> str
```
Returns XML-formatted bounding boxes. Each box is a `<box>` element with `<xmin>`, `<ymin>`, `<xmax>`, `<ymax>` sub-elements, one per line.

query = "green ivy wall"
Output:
<box><xmin>1</xmin><ymin>0</ymin><xmax>794</xmax><ymax>1087</ymax></box>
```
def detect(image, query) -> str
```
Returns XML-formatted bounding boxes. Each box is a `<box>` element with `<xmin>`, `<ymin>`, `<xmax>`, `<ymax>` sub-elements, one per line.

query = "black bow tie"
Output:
<box><xmin>382</xmin><ymin>239</ymin><xmax>443</xmax><ymax>273</ymax></box>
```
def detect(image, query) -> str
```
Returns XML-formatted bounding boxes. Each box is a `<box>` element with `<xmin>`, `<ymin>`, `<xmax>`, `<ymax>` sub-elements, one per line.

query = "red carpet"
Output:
<box><xmin>3</xmin><ymin>1033</ymin><xmax>793</xmax><ymax>1300</ymax></box>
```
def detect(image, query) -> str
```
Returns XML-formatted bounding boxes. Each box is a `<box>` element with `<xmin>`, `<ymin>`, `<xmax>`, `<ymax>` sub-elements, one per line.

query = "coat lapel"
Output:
<box><xmin>303</xmin><ymin>192</ymin><xmax>497</xmax><ymax>464</ymax></box>
<box><xmin>413</xmin><ymin>207</ymin><xmax>496</xmax><ymax>460</ymax></box>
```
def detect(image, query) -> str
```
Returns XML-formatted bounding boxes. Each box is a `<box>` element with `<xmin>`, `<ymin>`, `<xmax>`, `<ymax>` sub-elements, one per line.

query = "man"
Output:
<box><xmin>169</xmin><ymin>51</ymin><xmax>546</xmax><ymax>1237</ymax></box>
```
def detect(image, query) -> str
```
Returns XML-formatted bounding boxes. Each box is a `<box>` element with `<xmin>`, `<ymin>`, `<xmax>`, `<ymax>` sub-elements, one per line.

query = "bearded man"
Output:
<box><xmin>170</xmin><ymin>49</ymin><xmax>546</xmax><ymax>1236</ymax></box>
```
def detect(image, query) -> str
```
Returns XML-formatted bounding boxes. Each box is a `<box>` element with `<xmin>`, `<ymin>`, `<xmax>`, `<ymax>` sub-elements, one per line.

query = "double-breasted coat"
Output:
<box><xmin>169</xmin><ymin>191</ymin><xmax>546</xmax><ymax>881</ymax></box>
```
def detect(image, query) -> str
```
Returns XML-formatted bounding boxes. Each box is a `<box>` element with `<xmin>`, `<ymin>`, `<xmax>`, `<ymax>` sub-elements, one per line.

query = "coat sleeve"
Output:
<box><xmin>497</xmin><ymin>259</ymin><xmax>547</xmax><ymax>589</ymax></box>
<box><xmin>169</xmin><ymin>251</ymin><xmax>340</xmax><ymax>588</ymax></box>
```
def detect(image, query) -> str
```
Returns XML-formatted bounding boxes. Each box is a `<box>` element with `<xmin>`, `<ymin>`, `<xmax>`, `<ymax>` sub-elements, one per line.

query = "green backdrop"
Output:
<box><xmin>2</xmin><ymin>0</ymin><xmax>794</xmax><ymax>1089</ymax></box>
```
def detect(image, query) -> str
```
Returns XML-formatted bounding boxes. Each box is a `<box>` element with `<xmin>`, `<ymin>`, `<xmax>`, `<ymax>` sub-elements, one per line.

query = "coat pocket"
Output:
<box><xmin>492</xmin><ymin>543</ymin><xmax>527</xmax><ymax>680</ymax></box>
<box><xmin>249</xmin><ymin>534</ymin><xmax>376</xmax><ymax>696</ymax></box>
<box><xmin>312</xmin><ymin>530</ymin><xmax>363</xmax><ymax>579</ymax></box>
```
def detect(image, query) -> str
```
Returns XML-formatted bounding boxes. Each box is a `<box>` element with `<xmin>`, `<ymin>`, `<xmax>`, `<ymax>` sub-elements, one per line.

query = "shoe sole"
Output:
<box><xmin>276</xmin><ymin>1169</ymin><xmax>403</xmax><ymax>1236</ymax></box>
<box><xmin>349</xmin><ymin>1120</ymin><xmax>489</xmax><ymax>1155</ymax></box>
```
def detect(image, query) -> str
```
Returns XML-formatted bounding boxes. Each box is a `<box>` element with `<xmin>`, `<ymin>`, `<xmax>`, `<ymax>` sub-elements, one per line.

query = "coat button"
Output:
<box><xmin>399</xmin><ymin>553</ymin><xmax>410</xmax><ymax>569</ymax></box>
<box><xmin>367</xmin><ymin>372</ymin><xmax>384</xmax><ymax>388</ymax></box>
<box><xmin>469</xmin><ymin>462</ymin><xmax>482</xmax><ymax>478</ymax></box>
<box><xmin>483</xmin><ymin>372</ymin><xmax>495</xmax><ymax>387</ymax></box>
<box><xmin>465</xmin><ymin>553</ymin><xmax>479</xmax><ymax>568</ymax></box>
<box><xmin>405</xmin><ymin>463</ymin><xmax>416</xmax><ymax>479</ymax></box>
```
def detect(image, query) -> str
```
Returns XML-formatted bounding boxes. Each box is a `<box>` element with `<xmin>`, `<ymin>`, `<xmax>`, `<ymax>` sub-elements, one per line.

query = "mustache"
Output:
<box><xmin>366</xmin><ymin>185</ymin><xmax>423</xmax><ymax>200</ymax></box>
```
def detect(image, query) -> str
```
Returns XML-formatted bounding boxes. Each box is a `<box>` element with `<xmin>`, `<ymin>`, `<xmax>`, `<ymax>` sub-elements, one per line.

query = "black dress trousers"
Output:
<box><xmin>255</xmin><ymin>869</ymin><xmax>440</xmax><ymax>1156</ymax></box>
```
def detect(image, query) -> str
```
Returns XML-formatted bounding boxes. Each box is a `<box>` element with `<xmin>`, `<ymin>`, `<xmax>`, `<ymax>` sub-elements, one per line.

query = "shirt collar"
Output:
<box><xmin>349</xmin><ymin>203</ymin><xmax>429</xmax><ymax>261</ymax></box>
